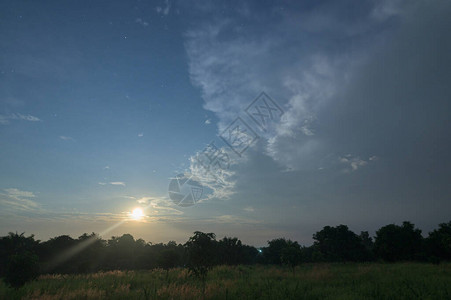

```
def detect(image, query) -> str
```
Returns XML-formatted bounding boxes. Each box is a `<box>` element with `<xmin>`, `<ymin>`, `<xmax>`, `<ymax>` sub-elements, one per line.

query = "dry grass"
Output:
<box><xmin>1</xmin><ymin>263</ymin><xmax>450</xmax><ymax>300</ymax></box>
<box><xmin>26</xmin><ymin>288</ymin><xmax>105</xmax><ymax>300</ymax></box>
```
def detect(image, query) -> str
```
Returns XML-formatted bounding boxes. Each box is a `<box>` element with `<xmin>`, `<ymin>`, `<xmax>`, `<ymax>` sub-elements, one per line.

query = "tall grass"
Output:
<box><xmin>1</xmin><ymin>263</ymin><xmax>450</xmax><ymax>299</ymax></box>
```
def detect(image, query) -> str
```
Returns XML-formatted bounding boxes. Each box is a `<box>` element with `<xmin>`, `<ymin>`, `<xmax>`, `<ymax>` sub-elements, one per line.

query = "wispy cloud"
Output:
<box><xmin>59</xmin><ymin>135</ymin><xmax>74</xmax><ymax>141</ymax></box>
<box><xmin>13</xmin><ymin>113</ymin><xmax>41</xmax><ymax>122</ymax></box>
<box><xmin>109</xmin><ymin>182</ymin><xmax>126</xmax><ymax>186</ymax></box>
<box><xmin>126</xmin><ymin>195</ymin><xmax>184</xmax><ymax>216</ymax></box>
<box><xmin>184</xmin><ymin>1</ymin><xmax>397</xmax><ymax>176</ymax></box>
<box><xmin>339</xmin><ymin>155</ymin><xmax>377</xmax><ymax>173</ymax></box>
<box><xmin>0</xmin><ymin>113</ymin><xmax>41</xmax><ymax>125</ymax></box>
<box><xmin>134</xmin><ymin>196</ymin><xmax>158</xmax><ymax>204</ymax></box>
<box><xmin>2</xmin><ymin>210</ymin><xmax>127</xmax><ymax>223</ymax></box>
<box><xmin>0</xmin><ymin>115</ymin><xmax>10</xmax><ymax>125</ymax></box>
<box><xmin>0</xmin><ymin>188</ymin><xmax>39</xmax><ymax>211</ymax></box>
<box><xmin>156</xmin><ymin>0</ymin><xmax>171</xmax><ymax>16</ymax></box>
<box><xmin>135</xmin><ymin>18</ymin><xmax>149</xmax><ymax>27</ymax></box>
<box><xmin>215</xmin><ymin>214</ymin><xmax>261</xmax><ymax>225</ymax></box>
<box><xmin>98</xmin><ymin>181</ymin><xmax>126</xmax><ymax>187</ymax></box>
<box><xmin>243</xmin><ymin>206</ymin><xmax>254</xmax><ymax>212</ymax></box>
<box><xmin>188</xmin><ymin>145</ymin><xmax>238</xmax><ymax>201</ymax></box>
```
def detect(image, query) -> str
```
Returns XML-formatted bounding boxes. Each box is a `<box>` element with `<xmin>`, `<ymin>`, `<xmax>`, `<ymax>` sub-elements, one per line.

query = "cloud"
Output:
<box><xmin>184</xmin><ymin>7</ymin><xmax>358</xmax><ymax>173</ymax></box>
<box><xmin>339</xmin><ymin>155</ymin><xmax>374</xmax><ymax>172</ymax></box>
<box><xmin>14</xmin><ymin>113</ymin><xmax>41</xmax><ymax>122</ymax></box>
<box><xmin>98</xmin><ymin>182</ymin><xmax>126</xmax><ymax>187</ymax></box>
<box><xmin>204</xmin><ymin>119</ymin><xmax>211</xmax><ymax>125</ymax></box>
<box><xmin>371</xmin><ymin>0</ymin><xmax>405</xmax><ymax>21</ymax></box>
<box><xmin>0</xmin><ymin>113</ymin><xmax>41</xmax><ymax>125</ymax></box>
<box><xmin>0</xmin><ymin>115</ymin><xmax>9</xmax><ymax>125</ymax></box>
<box><xmin>135</xmin><ymin>18</ymin><xmax>149</xmax><ymax>27</ymax></box>
<box><xmin>0</xmin><ymin>192</ymin><xmax>181</xmax><ymax>225</ymax></box>
<box><xmin>1</xmin><ymin>210</ymin><xmax>128</xmax><ymax>223</ymax></box>
<box><xmin>183</xmin><ymin>1</ymin><xmax>426</xmax><ymax>173</ymax></box>
<box><xmin>243</xmin><ymin>206</ymin><xmax>254</xmax><ymax>212</ymax></box>
<box><xmin>4</xmin><ymin>188</ymin><xmax>36</xmax><ymax>199</ymax></box>
<box><xmin>59</xmin><ymin>135</ymin><xmax>74</xmax><ymax>141</ymax></box>
<box><xmin>0</xmin><ymin>188</ymin><xmax>39</xmax><ymax>211</ymax></box>
<box><xmin>156</xmin><ymin>0</ymin><xmax>171</xmax><ymax>16</ymax></box>
<box><xmin>188</xmin><ymin>145</ymin><xmax>238</xmax><ymax>201</ymax></box>
<box><xmin>138</xmin><ymin>133</ymin><xmax>144</xmax><ymax>137</ymax></box>
<box><xmin>126</xmin><ymin>195</ymin><xmax>184</xmax><ymax>216</ymax></box>
<box><xmin>181</xmin><ymin>0</ymin><xmax>451</xmax><ymax>242</ymax></box>
<box><xmin>215</xmin><ymin>214</ymin><xmax>261</xmax><ymax>224</ymax></box>
<box><xmin>109</xmin><ymin>182</ymin><xmax>126</xmax><ymax>186</ymax></box>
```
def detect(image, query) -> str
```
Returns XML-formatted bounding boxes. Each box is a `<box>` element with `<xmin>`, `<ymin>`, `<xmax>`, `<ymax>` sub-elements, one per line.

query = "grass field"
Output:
<box><xmin>1</xmin><ymin>263</ymin><xmax>450</xmax><ymax>299</ymax></box>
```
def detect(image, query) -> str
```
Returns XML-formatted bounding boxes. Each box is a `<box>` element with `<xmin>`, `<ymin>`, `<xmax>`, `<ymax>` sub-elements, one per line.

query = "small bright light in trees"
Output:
<box><xmin>130</xmin><ymin>208</ymin><xmax>144</xmax><ymax>220</ymax></box>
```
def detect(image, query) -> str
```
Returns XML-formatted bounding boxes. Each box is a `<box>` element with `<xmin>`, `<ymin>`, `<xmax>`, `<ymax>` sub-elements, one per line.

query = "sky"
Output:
<box><xmin>1</xmin><ymin>0</ymin><xmax>450</xmax><ymax>246</ymax></box>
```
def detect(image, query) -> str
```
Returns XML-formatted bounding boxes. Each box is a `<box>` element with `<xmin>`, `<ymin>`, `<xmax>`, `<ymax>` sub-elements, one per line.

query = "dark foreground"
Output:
<box><xmin>1</xmin><ymin>263</ymin><xmax>450</xmax><ymax>299</ymax></box>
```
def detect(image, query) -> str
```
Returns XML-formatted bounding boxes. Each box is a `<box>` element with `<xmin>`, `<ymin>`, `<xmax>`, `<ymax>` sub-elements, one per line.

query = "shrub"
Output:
<box><xmin>4</xmin><ymin>251</ymin><xmax>39</xmax><ymax>288</ymax></box>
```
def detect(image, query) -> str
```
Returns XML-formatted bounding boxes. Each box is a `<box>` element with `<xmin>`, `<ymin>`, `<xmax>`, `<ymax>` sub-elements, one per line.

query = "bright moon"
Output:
<box><xmin>130</xmin><ymin>208</ymin><xmax>144</xmax><ymax>220</ymax></box>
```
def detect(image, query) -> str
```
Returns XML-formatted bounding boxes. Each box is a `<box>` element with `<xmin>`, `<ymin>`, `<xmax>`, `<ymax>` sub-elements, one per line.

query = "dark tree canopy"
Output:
<box><xmin>263</xmin><ymin>238</ymin><xmax>293</xmax><ymax>265</ymax></box>
<box><xmin>280</xmin><ymin>240</ymin><xmax>302</xmax><ymax>270</ymax></box>
<box><xmin>312</xmin><ymin>225</ymin><xmax>370</xmax><ymax>262</ymax></box>
<box><xmin>184</xmin><ymin>231</ymin><xmax>217</xmax><ymax>280</ymax></box>
<box><xmin>0</xmin><ymin>233</ymin><xmax>40</xmax><ymax>288</ymax></box>
<box><xmin>1</xmin><ymin>220</ymin><xmax>451</xmax><ymax>287</ymax></box>
<box><xmin>374</xmin><ymin>221</ymin><xmax>423</xmax><ymax>261</ymax></box>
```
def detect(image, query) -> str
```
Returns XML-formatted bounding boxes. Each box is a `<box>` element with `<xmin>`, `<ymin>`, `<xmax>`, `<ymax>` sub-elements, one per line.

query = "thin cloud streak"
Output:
<box><xmin>0</xmin><ymin>113</ymin><xmax>41</xmax><ymax>125</ymax></box>
<box><xmin>109</xmin><ymin>182</ymin><xmax>126</xmax><ymax>186</ymax></box>
<box><xmin>0</xmin><ymin>188</ymin><xmax>40</xmax><ymax>211</ymax></box>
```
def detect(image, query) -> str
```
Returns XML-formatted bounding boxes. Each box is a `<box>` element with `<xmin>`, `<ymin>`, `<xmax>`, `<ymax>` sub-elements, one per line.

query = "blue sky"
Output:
<box><xmin>1</xmin><ymin>0</ymin><xmax>450</xmax><ymax>246</ymax></box>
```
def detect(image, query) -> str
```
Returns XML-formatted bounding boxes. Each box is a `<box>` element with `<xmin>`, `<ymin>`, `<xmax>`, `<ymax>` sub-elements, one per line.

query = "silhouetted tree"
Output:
<box><xmin>158</xmin><ymin>249</ymin><xmax>179</xmax><ymax>269</ymax></box>
<box><xmin>0</xmin><ymin>233</ymin><xmax>40</xmax><ymax>287</ymax></box>
<box><xmin>0</xmin><ymin>232</ymin><xmax>39</xmax><ymax>278</ymax></box>
<box><xmin>425</xmin><ymin>221</ymin><xmax>451</xmax><ymax>262</ymax></box>
<box><xmin>359</xmin><ymin>231</ymin><xmax>375</xmax><ymax>261</ymax></box>
<box><xmin>106</xmin><ymin>234</ymin><xmax>145</xmax><ymax>270</ymax></box>
<box><xmin>155</xmin><ymin>241</ymin><xmax>182</xmax><ymax>271</ymax></box>
<box><xmin>298</xmin><ymin>245</ymin><xmax>314</xmax><ymax>263</ymax></box>
<box><xmin>2</xmin><ymin>220</ymin><xmax>451</xmax><ymax>276</ymax></box>
<box><xmin>4</xmin><ymin>251</ymin><xmax>39</xmax><ymax>288</ymax></box>
<box><xmin>313</xmin><ymin>225</ymin><xmax>370</xmax><ymax>261</ymax></box>
<box><xmin>280</xmin><ymin>240</ymin><xmax>302</xmax><ymax>272</ymax></box>
<box><xmin>374</xmin><ymin>221</ymin><xmax>423</xmax><ymax>261</ymax></box>
<box><xmin>263</xmin><ymin>238</ymin><xmax>297</xmax><ymax>265</ymax></box>
<box><xmin>73</xmin><ymin>233</ymin><xmax>106</xmax><ymax>273</ymax></box>
<box><xmin>240</xmin><ymin>245</ymin><xmax>259</xmax><ymax>265</ymax></box>
<box><xmin>184</xmin><ymin>231</ymin><xmax>217</xmax><ymax>281</ymax></box>
<box><xmin>216</xmin><ymin>237</ymin><xmax>259</xmax><ymax>265</ymax></box>
<box><xmin>218</xmin><ymin>237</ymin><xmax>242</xmax><ymax>265</ymax></box>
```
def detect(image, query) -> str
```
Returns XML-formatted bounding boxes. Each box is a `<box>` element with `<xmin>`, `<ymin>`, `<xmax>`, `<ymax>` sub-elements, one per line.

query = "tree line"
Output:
<box><xmin>1</xmin><ymin>221</ymin><xmax>450</xmax><ymax>287</ymax></box>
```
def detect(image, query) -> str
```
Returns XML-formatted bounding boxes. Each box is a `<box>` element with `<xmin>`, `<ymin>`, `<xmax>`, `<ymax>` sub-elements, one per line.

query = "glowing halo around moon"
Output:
<box><xmin>130</xmin><ymin>207</ymin><xmax>145</xmax><ymax>221</ymax></box>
